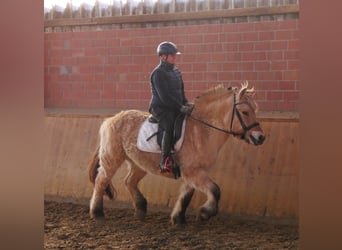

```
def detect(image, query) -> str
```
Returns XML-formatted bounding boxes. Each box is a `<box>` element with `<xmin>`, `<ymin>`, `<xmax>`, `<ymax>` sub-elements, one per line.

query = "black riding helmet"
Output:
<box><xmin>157</xmin><ymin>41</ymin><xmax>181</xmax><ymax>56</ymax></box>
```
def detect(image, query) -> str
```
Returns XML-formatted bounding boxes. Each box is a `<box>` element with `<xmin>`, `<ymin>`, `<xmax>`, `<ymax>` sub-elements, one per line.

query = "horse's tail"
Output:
<box><xmin>88</xmin><ymin>145</ymin><xmax>116</xmax><ymax>200</ymax></box>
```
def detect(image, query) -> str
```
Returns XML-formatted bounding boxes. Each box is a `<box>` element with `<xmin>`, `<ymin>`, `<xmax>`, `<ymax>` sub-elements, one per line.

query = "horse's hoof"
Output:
<box><xmin>135</xmin><ymin>209</ymin><xmax>146</xmax><ymax>221</ymax></box>
<box><xmin>171</xmin><ymin>214</ymin><xmax>187</xmax><ymax>226</ymax></box>
<box><xmin>90</xmin><ymin>209</ymin><xmax>105</xmax><ymax>219</ymax></box>
<box><xmin>135</xmin><ymin>197</ymin><xmax>147</xmax><ymax>221</ymax></box>
<box><xmin>197</xmin><ymin>207</ymin><xmax>211</xmax><ymax>221</ymax></box>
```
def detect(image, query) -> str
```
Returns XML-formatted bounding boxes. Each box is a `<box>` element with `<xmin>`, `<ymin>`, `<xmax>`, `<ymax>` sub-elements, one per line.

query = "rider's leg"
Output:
<box><xmin>160</xmin><ymin>130</ymin><xmax>173</xmax><ymax>172</ymax></box>
<box><xmin>158</xmin><ymin>112</ymin><xmax>175</xmax><ymax>172</ymax></box>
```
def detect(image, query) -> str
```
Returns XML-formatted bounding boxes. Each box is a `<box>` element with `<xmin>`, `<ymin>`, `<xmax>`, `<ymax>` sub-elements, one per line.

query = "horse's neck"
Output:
<box><xmin>186</xmin><ymin>118</ymin><xmax>229</xmax><ymax>165</ymax></box>
<box><xmin>193</xmin><ymin>94</ymin><xmax>234</xmax><ymax>130</ymax></box>
<box><xmin>189</xmin><ymin>94</ymin><xmax>234</xmax><ymax>157</ymax></box>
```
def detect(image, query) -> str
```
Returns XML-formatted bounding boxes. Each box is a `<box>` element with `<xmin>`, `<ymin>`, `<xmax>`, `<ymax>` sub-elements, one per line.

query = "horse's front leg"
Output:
<box><xmin>185</xmin><ymin>170</ymin><xmax>221</xmax><ymax>221</ymax></box>
<box><xmin>171</xmin><ymin>183</ymin><xmax>195</xmax><ymax>226</ymax></box>
<box><xmin>197</xmin><ymin>181</ymin><xmax>221</xmax><ymax>221</ymax></box>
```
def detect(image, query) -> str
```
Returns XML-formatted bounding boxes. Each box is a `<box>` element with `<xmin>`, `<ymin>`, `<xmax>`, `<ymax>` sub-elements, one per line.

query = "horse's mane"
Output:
<box><xmin>194</xmin><ymin>82</ymin><xmax>257</xmax><ymax>111</ymax></box>
<box><xmin>194</xmin><ymin>84</ymin><xmax>234</xmax><ymax>107</ymax></box>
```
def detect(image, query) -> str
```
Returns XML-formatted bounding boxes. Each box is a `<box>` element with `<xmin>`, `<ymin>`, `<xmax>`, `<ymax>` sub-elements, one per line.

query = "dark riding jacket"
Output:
<box><xmin>149</xmin><ymin>61</ymin><xmax>188</xmax><ymax>117</ymax></box>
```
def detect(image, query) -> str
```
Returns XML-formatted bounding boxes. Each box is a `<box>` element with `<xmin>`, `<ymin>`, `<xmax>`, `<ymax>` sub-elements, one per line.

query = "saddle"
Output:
<box><xmin>147</xmin><ymin>113</ymin><xmax>185</xmax><ymax>149</ymax></box>
<box><xmin>137</xmin><ymin>114</ymin><xmax>186</xmax><ymax>179</ymax></box>
<box><xmin>137</xmin><ymin>114</ymin><xmax>186</xmax><ymax>154</ymax></box>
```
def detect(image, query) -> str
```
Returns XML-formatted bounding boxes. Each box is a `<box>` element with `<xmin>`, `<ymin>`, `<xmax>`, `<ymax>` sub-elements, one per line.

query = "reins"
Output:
<box><xmin>189</xmin><ymin>115</ymin><xmax>242</xmax><ymax>136</ymax></box>
<box><xmin>189</xmin><ymin>93</ymin><xmax>259</xmax><ymax>138</ymax></box>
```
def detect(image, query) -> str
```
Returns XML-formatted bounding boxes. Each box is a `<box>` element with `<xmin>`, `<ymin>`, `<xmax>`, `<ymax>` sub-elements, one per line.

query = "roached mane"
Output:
<box><xmin>193</xmin><ymin>84</ymin><xmax>234</xmax><ymax>110</ymax></box>
<box><xmin>193</xmin><ymin>81</ymin><xmax>258</xmax><ymax>112</ymax></box>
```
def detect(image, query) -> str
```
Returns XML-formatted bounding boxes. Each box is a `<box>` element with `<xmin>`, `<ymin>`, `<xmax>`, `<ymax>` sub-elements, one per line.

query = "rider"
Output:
<box><xmin>149</xmin><ymin>41</ymin><xmax>193</xmax><ymax>173</ymax></box>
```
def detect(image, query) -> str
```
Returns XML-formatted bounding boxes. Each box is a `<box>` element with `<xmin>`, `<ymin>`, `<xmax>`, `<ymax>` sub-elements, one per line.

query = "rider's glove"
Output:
<box><xmin>180</xmin><ymin>105</ymin><xmax>193</xmax><ymax>115</ymax></box>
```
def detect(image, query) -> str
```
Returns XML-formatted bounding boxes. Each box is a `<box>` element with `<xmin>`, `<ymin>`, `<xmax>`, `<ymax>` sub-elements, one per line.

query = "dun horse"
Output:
<box><xmin>88</xmin><ymin>82</ymin><xmax>265</xmax><ymax>225</ymax></box>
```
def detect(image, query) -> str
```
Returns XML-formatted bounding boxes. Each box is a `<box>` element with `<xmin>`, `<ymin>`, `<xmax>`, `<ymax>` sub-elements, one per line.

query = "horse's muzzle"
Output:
<box><xmin>250</xmin><ymin>133</ymin><xmax>265</xmax><ymax>145</ymax></box>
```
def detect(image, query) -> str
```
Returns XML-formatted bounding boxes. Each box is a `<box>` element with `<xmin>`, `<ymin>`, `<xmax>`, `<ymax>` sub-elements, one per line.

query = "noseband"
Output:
<box><xmin>189</xmin><ymin>93</ymin><xmax>260</xmax><ymax>138</ymax></box>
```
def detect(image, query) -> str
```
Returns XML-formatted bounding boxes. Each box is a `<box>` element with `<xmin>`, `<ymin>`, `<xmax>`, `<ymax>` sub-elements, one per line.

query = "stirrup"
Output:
<box><xmin>161</xmin><ymin>156</ymin><xmax>173</xmax><ymax>173</ymax></box>
<box><xmin>161</xmin><ymin>157</ymin><xmax>181</xmax><ymax>179</ymax></box>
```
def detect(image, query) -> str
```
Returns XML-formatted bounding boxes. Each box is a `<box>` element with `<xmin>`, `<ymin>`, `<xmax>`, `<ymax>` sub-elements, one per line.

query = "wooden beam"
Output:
<box><xmin>44</xmin><ymin>4</ymin><xmax>299</xmax><ymax>28</ymax></box>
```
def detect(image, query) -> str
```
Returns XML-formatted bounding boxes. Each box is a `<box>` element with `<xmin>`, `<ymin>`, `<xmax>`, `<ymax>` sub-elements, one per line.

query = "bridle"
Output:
<box><xmin>189</xmin><ymin>93</ymin><xmax>260</xmax><ymax>139</ymax></box>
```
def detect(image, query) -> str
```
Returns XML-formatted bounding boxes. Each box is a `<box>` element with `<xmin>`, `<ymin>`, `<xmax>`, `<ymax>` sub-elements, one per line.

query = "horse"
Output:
<box><xmin>88</xmin><ymin>81</ymin><xmax>265</xmax><ymax>225</ymax></box>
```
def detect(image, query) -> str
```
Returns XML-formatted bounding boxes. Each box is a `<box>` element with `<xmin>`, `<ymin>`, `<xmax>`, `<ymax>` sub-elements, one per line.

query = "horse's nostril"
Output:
<box><xmin>250</xmin><ymin>133</ymin><xmax>265</xmax><ymax>145</ymax></box>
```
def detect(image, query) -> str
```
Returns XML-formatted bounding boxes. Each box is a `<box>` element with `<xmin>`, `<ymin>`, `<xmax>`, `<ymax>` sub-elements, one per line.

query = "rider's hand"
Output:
<box><xmin>185</xmin><ymin>102</ymin><xmax>194</xmax><ymax>109</ymax></box>
<box><xmin>180</xmin><ymin>105</ymin><xmax>193</xmax><ymax>115</ymax></box>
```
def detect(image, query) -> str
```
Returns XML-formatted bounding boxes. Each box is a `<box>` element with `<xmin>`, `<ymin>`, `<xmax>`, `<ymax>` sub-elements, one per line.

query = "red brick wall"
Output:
<box><xmin>44</xmin><ymin>19</ymin><xmax>299</xmax><ymax>111</ymax></box>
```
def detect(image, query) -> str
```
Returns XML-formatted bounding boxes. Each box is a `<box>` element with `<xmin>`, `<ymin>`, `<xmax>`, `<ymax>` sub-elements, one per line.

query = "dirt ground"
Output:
<box><xmin>44</xmin><ymin>200</ymin><xmax>298</xmax><ymax>249</ymax></box>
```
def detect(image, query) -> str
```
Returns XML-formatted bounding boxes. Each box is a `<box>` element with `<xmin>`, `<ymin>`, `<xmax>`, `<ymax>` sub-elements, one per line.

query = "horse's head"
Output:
<box><xmin>232</xmin><ymin>81</ymin><xmax>265</xmax><ymax>145</ymax></box>
<box><xmin>192</xmin><ymin>82</ymin><xmax>265</xmax><ymax>145</ymax></box>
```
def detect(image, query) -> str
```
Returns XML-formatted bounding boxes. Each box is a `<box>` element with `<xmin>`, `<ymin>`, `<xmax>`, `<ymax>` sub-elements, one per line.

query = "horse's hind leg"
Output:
<box><xmin>124</xmin><ymin>163</ymin><xmax>147</xmax><ymax>221</ymax></box>
<box><xmin>89</xmin><ymin>152</ymin><xmax>123</xmax><ymax>219</ymax></box>
<box><xmin>89</xmin><ymin>165</ymin><xmax>112</xmax><ymax>219</ymax></box>
<box><xmin>170</xmin><ymin>183</ymin><xmax>195</xmax><ymax>226</ymax></box>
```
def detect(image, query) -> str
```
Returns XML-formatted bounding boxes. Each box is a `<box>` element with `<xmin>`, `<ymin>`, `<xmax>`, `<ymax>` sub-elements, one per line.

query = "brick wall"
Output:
<box><xmin>44</xmin><ymin>19</ymin><xmax>299</xmax><ymax>111</ymax></box>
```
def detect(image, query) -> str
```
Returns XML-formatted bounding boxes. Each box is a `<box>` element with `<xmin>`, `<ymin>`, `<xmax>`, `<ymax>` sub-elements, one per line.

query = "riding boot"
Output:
<box><xmin>159</xmin><ymin>131</ymin><xmax>173</xmax><ymax>172</ymax></box>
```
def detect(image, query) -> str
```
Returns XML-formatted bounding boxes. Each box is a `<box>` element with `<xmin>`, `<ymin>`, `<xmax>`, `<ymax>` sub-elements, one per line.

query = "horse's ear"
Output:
<box><xmin>238</xmin><ymin>88</ymin><xmax>247</xmax><ymax>99</ymax></box>
<box><xmin>238</xmin><ymin>80</ymin><xmax>255</xmax><ymax>98</ymax></box>
<box><xmin>238</xmin><ymin>80</ymin><xmax>248</xmax><ymax>98</ymax></box>
<box><xmin>247</xmin><ymin>87</ymin><xmax>256</xmax><ymax>97</ymax></box>
<box><xmin>242</xmin><ymin>80</ymin><xmax>248</xmax><ymax>89</ymax></box>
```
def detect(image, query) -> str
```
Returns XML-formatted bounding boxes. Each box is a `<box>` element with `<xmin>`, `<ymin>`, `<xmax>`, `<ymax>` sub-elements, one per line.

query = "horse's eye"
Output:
<box><xmin>242</xmin><ymin>111</ymin><xmax>249</xmax><ymax>117</ymax></box>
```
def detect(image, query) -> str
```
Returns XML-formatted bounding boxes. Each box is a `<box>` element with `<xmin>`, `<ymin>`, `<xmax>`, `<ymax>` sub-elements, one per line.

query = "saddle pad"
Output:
<box><xmin>137</xmin><ymin>118</ymin><xmax>186</xmax><ymax>153</ymax></box>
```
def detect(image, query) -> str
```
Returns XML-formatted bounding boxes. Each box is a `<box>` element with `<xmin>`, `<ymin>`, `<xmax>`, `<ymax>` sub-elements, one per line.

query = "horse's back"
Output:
<box><xmin>102</xmin><ymin>110</ymin><xmax>149</xmax><ymax>128</ymax></box>
<box><xmin>99</xmin><ymin>109</ymin><xmax>149</xmax><ymax>147</ymax></box>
